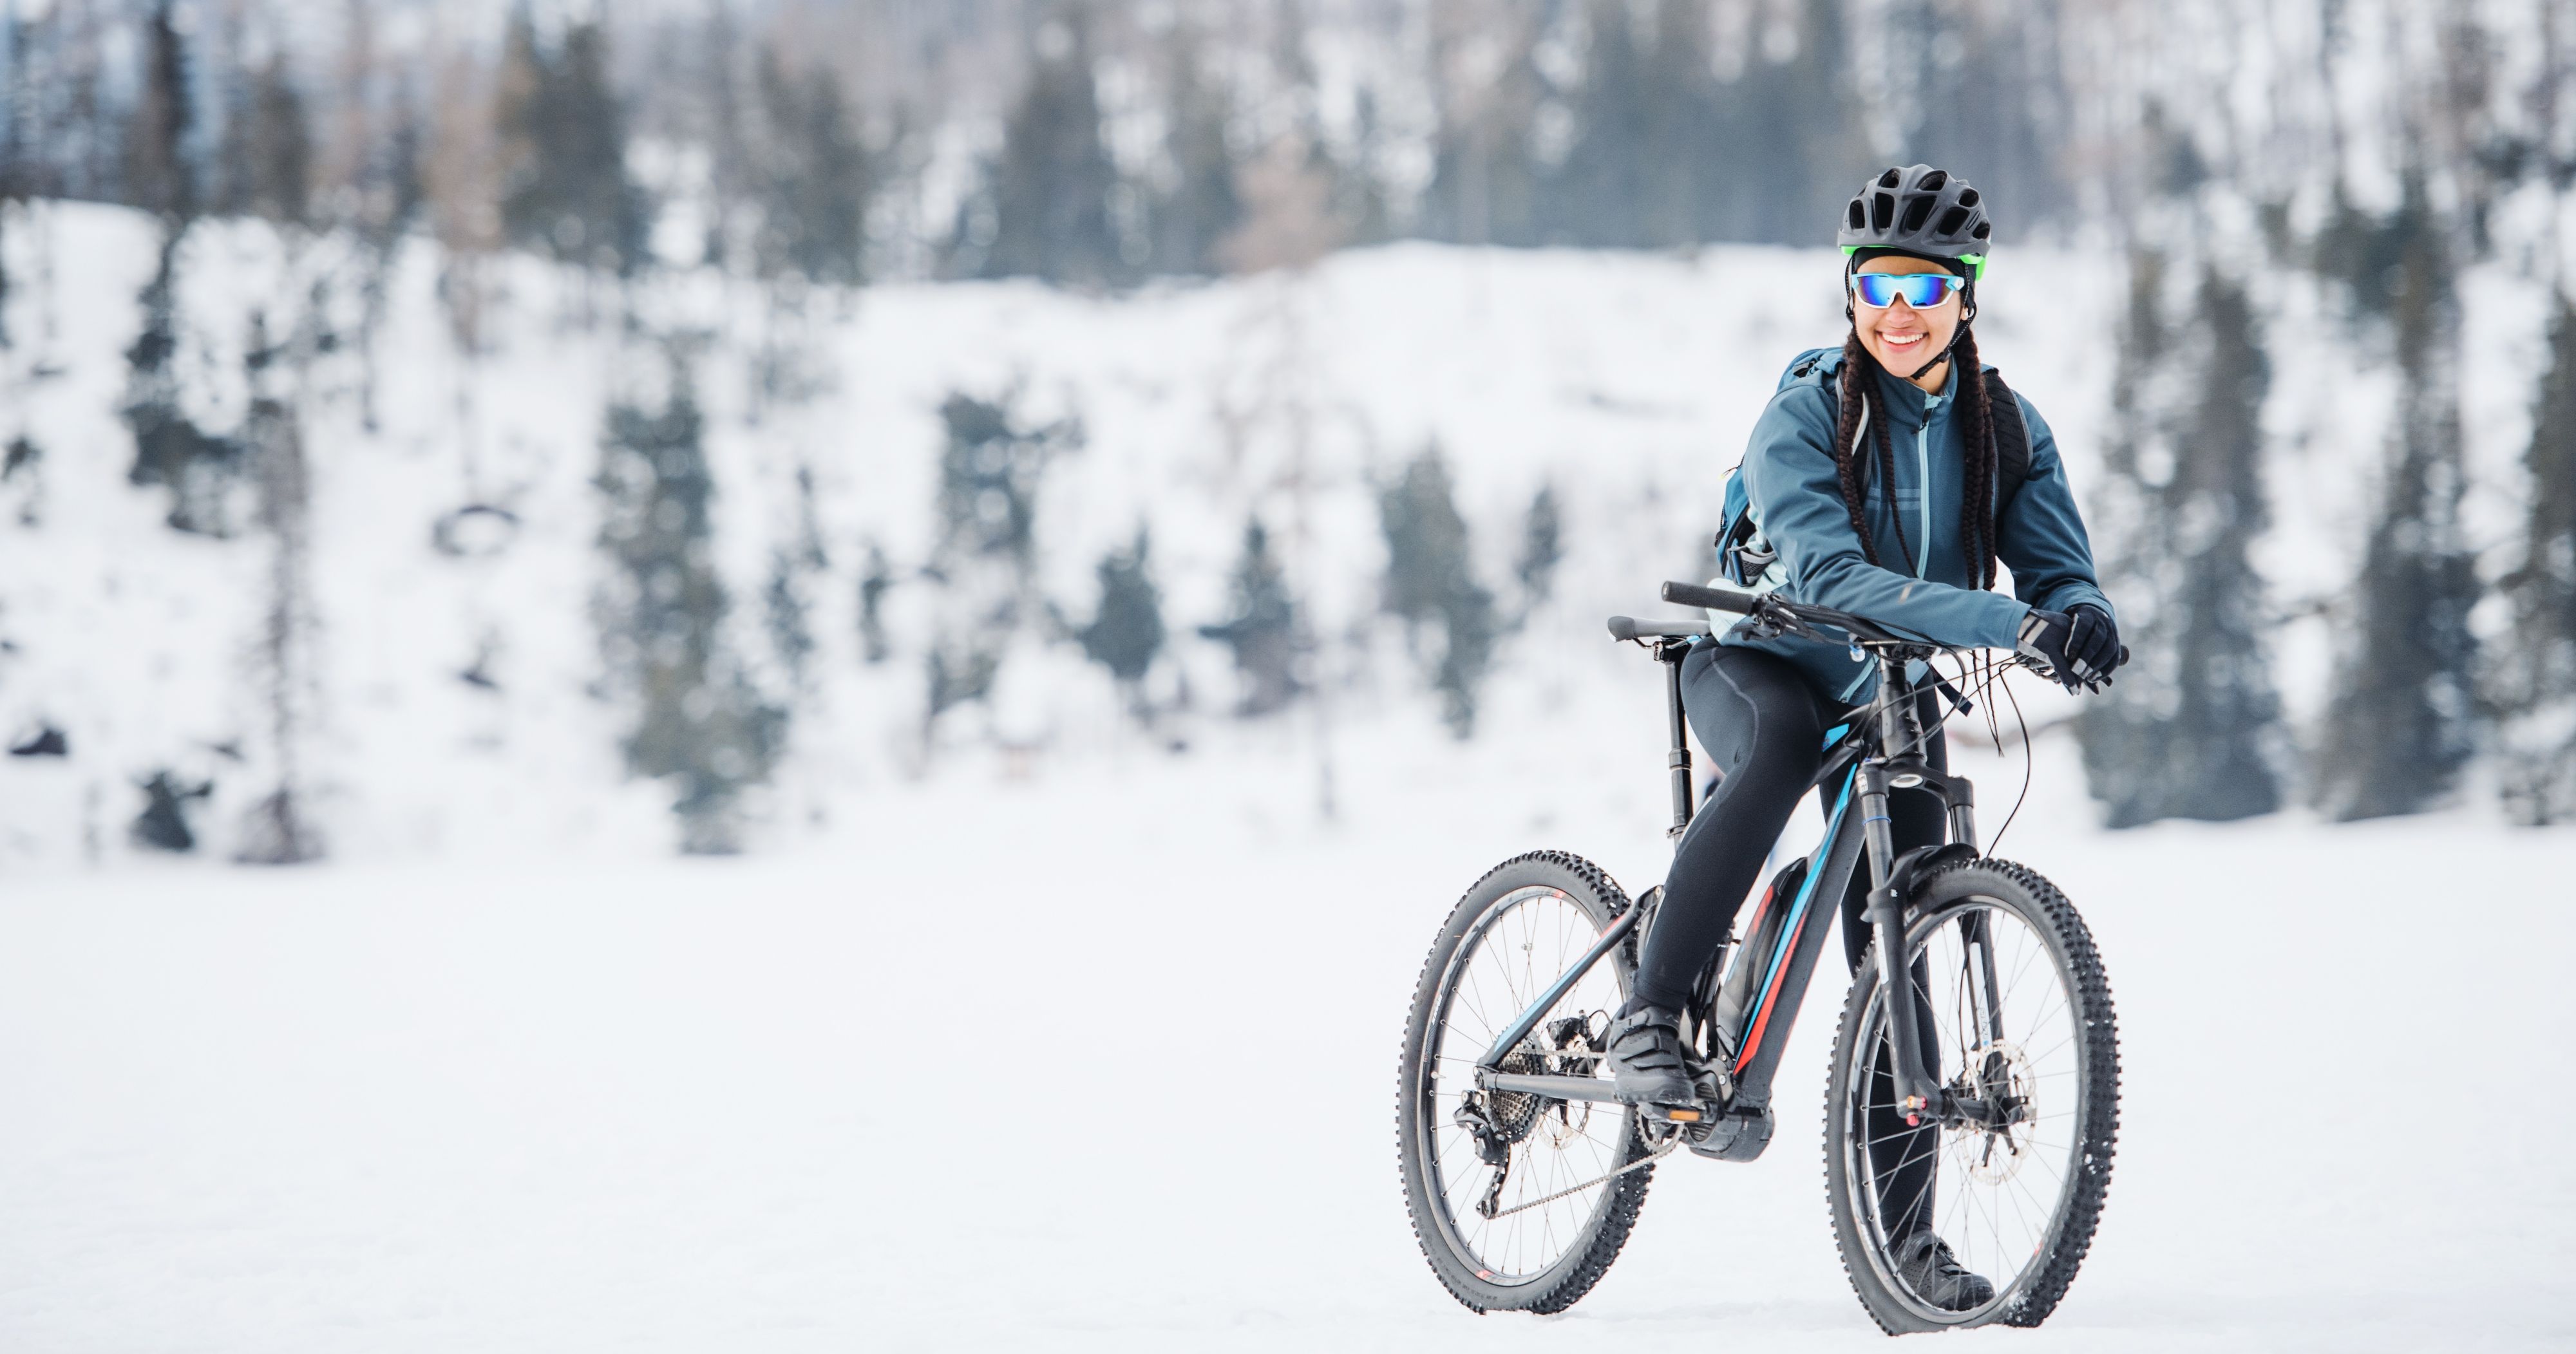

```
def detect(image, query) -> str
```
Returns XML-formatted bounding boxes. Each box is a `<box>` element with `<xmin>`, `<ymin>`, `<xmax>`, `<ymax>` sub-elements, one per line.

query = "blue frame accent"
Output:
<box><xmin>1749</xmin><ymin>764</ymin><xmax>1859</xmax><ymax>1014</ymax></box>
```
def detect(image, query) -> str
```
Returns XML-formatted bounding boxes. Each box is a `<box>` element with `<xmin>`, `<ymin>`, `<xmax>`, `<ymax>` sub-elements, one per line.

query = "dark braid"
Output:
<box><xmin>1830</xmin><ymin>334</ymin><xmax>1913</xmax><ymax>570</ymax></box>
<box><xmin>1832</xmin><ymin>334</ymin><xmax>1879</xmax><ymax>565</ymax></box>
<box><xmin>1952</xmin><ymin>325</ymin><xmax>2000</xmax><ymax>589</ymax></box>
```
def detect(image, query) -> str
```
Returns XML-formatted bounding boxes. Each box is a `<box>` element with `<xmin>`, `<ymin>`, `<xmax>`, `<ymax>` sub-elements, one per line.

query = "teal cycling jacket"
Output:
<box><xmin>1721</xmin><ymin>347</ymin><xmax>2114</xmax><ymax>704</ymax></box>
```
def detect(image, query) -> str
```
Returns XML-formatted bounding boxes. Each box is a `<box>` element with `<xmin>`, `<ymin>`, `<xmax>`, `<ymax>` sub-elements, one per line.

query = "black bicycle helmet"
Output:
<box><xmin>1836</xmin><ymin>164</ymin><xmax>1991</xmax><ymax>277</ymax></box>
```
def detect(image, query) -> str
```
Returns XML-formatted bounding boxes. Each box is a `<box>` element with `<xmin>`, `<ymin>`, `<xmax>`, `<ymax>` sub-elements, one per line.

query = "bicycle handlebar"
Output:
<box><xmin>1659</xmin><ymin>581</ymin><xmax>1757</xmax><ymax>615</ymax></box>
<box><xmin>1660</xmin><ymin>580</ymin><xmax>1910</xmax><ymax>646</ymax></box>
<box><xmin>1646</xmin><ymin>582</ymin><xmax>2127</xmax><ymax>692</ymax></box>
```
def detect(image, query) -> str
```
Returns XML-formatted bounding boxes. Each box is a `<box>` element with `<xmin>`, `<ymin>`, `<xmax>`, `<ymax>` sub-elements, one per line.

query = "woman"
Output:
<box><xmin>1604</xmin><ymin>164</ymin><xmax>2124</xmax><ymax>1307</ymax></box>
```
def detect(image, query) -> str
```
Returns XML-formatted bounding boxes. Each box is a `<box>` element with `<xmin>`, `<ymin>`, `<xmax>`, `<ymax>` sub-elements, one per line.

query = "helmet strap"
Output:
<box><xmin>1901</xmin><ymin>290</ymin><xmax>1976</xmax><ymax>383</ymax></box>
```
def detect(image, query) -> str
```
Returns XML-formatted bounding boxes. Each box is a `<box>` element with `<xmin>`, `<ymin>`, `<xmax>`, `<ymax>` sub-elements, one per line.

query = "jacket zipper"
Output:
<box><xmin>1912</xmin><ymin>408</ymin><xmax>1934</xmax><ymax>578</ymax></box>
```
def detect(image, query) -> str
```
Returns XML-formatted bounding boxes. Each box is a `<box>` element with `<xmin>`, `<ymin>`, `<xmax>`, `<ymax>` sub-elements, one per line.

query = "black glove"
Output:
<box><xmin>2063</xmin><ymin>605</ymin><xmax>2123</xmax><ymax>685</ymax></box>
<box><xmin>2018</xmin><ymin>606</ymin><xmax>2123</xmax><ymax>691</ymax></box>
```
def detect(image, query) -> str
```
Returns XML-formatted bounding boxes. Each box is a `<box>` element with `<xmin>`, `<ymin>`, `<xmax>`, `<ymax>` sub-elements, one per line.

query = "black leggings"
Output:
<box><xmin>1635</xmin><ymin>643</ymin><xmax>1949</xmax><ymax>1009</ymax></box>
<box><xmin>1636</xmin><ymin>643</ymin><xmax>1946</xmax><ymax>1234</ymax></box>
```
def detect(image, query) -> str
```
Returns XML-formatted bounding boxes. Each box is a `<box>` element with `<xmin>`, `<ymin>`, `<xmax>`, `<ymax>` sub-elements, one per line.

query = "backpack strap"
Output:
<box><xmin>1982</xmin><ymin>368</ymin><xmax>2032</xmax><ymax>512</ymax></box>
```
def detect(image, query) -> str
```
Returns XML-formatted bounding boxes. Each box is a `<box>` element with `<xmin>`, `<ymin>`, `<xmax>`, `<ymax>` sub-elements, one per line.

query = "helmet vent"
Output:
<box><xmin>1879</xmin><ymin>167</ymin><xmax>1902</xmax><ymax>188</ymax></box>
<box><xmin>1919</xmin><ymin>169</ymin><xmax>1948</xmax><ymax>193</ymax></box>
<box><xmin>1899</xmin><ymin>195</ymin><xmax>1935</xmax><ymax>233</ymax></box>
<box><xmin>1973</xmin><ymin>221</ymin><xmax>1992</xmax><ymax>240</ymax></box>
<box><xmin>1871</xmin><ymin>193</ymin><xmax>1895</xmax><ymax>230</ymax></box>
<box><xmin>1957</xmin><ymin>188</ymin><xmax>1980</xmax><ymax>208</ymax></box>
<box><xmin>1937</xmin><ymin>206</ymin><xmax>1969</xmax><ymax>236</ymax></box>
<box><xmin>1847</xmin><ymin>200</ymin><xmax>1866</xmax><ymax>230</ymax></box>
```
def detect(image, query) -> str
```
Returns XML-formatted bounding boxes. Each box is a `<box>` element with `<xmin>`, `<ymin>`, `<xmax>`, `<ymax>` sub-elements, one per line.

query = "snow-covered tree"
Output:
<box><xmin>594</xmin><ymin>357</ymin><xmax>782</xmax><ymax>852</ymax></box>
<box><xmin>1379</xmin><ymin>446</ymin><xmax>1499</xmax><ymax>737</ymax></box>
<box><xmin>974</xmin><ymin>12</ymin><xmax>1123</xmax><ymax>285</ymax></box>
<box><xmin>1077</xmin><ymin>527</ymin><xmax>1165</xmax><ymax>719</ymax></box>
<box><xmin>2491</xmin><ymin>294</ymin><xmax>2576</xmax><ymax>824</ymax></box>
<box><xmin>2078</xmin><ymin>254</ymin><xmax>2286</xmax><ymax>827</ymax></box>
<box><xmin>1199</xmin><ymin>516</ymin><xmax>1300</xmax><ymax>717</ymax></box>
<box><xmin>923</xmin><ymin>391</ymin><xmax>1074</xmax><ymax>731</ymax></box>
<box><xmin>2313</xmin><ymin>179</ymin><xmax>2479</xmax><ymax>822</ymax></box>
<box><xmin>496</xmin><ymin>15</ymin><xmax>647</xmax><ymax>275</ymax></box>
<box><xmin>1150</xmin><ymin>24</ymin><xmax>1238</xmax><ymax>277</ymax></box>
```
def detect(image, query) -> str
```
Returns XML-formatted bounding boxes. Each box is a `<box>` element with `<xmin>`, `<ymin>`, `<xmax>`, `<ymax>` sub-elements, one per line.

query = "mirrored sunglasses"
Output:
<box><xmin>1850</xmin><ymin>272</ymin><xmax>1963</xmax><ymax>309</ymax></box>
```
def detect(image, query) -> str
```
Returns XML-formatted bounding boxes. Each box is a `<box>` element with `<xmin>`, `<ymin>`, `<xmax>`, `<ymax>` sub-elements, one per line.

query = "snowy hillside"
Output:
<box><xmin>2</xmin><ymin>200</ymin><xmax>2560</xmax><ymax>865</ymax></box>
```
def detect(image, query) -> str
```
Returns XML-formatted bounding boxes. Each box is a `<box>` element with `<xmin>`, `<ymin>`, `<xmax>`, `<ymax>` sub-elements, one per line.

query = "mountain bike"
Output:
<box><xmin>1395</xmin><ymin>581</ymin><xmax>2119</xmax><ymax>1333</ymax></box>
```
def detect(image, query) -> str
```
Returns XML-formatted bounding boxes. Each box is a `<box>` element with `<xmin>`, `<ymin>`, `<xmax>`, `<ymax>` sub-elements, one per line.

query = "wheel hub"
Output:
<box><xmin>1949</xmin><ymin>1040</ymin><xmax>2038</xmax><ymax>1185</ymax></box>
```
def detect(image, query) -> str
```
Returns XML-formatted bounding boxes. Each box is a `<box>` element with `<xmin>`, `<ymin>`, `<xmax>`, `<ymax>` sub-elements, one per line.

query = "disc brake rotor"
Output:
<box><xmin>1952</xmin><ymin>1039</ymin><xmax>2038</xmax><ymax>1185</ymax></box>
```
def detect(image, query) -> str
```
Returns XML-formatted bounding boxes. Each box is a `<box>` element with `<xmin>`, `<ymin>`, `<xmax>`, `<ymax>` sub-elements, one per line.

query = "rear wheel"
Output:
<box><xmin>1396</xmin><ymin>851</ymin><xmax>1652</xmax><ymax>1313</ymax></box>
<box><xmin>1823</xmin><ymin>858</ymin><xmax>2119</xmax><ymax>1333</ymax></box>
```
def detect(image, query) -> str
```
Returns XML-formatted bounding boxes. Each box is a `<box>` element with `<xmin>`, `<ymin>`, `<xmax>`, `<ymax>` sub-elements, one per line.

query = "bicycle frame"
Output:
<box><xmin>1475</xmin><ymin>631</ymin><xmax>1983</xmax><ymax>1127</ymax></box>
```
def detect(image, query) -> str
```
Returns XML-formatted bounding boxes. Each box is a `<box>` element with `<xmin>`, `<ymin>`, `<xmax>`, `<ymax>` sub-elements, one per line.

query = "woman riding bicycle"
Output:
<box><xmin>1602</xmin><ymin>165</ymin><xmax>2124</xmax><ymax>1308</ymax></box>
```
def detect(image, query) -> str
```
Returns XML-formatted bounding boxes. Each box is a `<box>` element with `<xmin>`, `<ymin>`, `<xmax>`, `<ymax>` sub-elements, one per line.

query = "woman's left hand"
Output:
<box><xmin>2065</xmin><ymin>605</ymin><xmax>2122</xmax><ymax>687</ymax></box>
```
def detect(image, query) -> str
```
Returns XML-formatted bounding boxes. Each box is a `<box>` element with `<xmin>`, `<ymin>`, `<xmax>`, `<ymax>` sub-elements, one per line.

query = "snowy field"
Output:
<box><xmin>3</xmin><ymin>709</ymin><xmax>2568</xmax><ymax>1352</ymax></box>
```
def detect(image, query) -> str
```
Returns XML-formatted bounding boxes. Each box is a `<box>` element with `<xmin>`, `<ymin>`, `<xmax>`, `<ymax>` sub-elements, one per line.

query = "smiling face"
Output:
<box><xmin>1852</xmin><ymin>254</ymin><xmax>1963</xmax><ymax>390</ymax></box>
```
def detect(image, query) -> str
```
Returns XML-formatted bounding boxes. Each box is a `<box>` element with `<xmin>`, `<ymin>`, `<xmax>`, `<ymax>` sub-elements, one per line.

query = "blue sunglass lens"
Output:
<box><xmin>1852</xmin><ymin>274</ymin><xmax>1956</xmax><ymax>308</ymax></box>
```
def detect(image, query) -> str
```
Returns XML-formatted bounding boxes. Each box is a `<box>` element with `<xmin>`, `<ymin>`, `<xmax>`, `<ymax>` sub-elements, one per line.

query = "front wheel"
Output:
<box><xmin>1396</xmin><ymin>851</ymin><xmax>1651</xmax><ymax>1313</ymax></box>
<box><xmin>1824</xmin><ymin>858</ymin><xmax>2120</xmax><ymax>1333</ymax></box>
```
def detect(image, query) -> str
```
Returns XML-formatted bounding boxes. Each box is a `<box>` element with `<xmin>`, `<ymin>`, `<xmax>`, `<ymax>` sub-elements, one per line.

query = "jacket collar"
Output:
<box><xmin>1871</xmin><ymin>357</ymin><xmax>1960</xmax><ymax>431</ymax></box>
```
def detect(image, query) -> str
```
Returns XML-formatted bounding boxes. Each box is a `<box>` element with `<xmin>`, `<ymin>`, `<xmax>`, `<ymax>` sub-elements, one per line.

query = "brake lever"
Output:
<box><xmin>1744</xmin><ymin>594</ymin><xmax>1815</xmax><ymax>642</ymax></box>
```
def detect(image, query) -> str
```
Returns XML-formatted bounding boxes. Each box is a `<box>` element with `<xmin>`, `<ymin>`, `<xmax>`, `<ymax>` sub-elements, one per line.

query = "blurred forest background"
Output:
<box><xmin>0</xmin><ymin>0</ymin><xmax>2573</xmax><ymax>861</ymax></box>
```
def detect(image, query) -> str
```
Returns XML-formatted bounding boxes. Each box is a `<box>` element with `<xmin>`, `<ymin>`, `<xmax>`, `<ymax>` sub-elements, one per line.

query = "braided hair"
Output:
<box><xmin>1830</xmin><ymin>323</ymin><xmax>2001</xmax><ymax>589</ymax></box>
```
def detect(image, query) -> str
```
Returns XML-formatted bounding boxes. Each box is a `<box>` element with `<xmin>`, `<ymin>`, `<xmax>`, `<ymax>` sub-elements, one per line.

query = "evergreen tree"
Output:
<box><xmin>1551</xmin><ymin>0</ymin><xmax>1653</xmax><ymax>247</ymax></box>
<box><xmin>2490</xmin><ymin>295</ymin><xmax>2576</xmax><ymax>823</ymax></box>
<box><xmin>1515</xmin><ymin>482</ymin><xmax>1564</xmax><ymax>617</ymax></box>
<box><xmin>123</xmin><ymin>236</ymin><xmax>242</xmax><ymax>536</ymax></box>
<box><xmin>1884</xmin><ymin>0</ymin><xmax>2070</xmax><ymax>229</ymax></box>
<box><xmin>1706</xmin><ymin>0</ymin><xmax>1870</xmax><ymax>244</ymax></box>
<box><xmin>2076</xmin><ymin>256</ymin><xmax>2286</xmax><ymax>826</ymax></box>
<box><xmin>2314</xmin><ymin>179</ymin><xmax>2480</xmax><ymax>821</ymax></box>
<box><xmin>1077</xmin><ymin>526</ymin><xmax>1166</xmax><ymax>717</ymax></box>
<box><xmin>1151</xmin><ymin>24</ymin><xmax>1239</xmax><ymax>276</ymax></box>
<box><xmin>1199</xmin><ymin>516</ymin><xmax>1300</xmax><ymax>717</ymax></box>
<box><xmin>980</xmin><ymin>12</ymin><xmax>1124</xmax><ymax>285</ymax></box>
<box><xmin>219</xmin><ymin>55</ymin><xmax>311</xmax><ymax>228</ymax></box>
<box><xmin>237</xmin><ymin>312</ymin><xmax>320</xmax><ymax>865</ymax></box>
<box><xmin>858</xmin><ymin>541</ymin><xmax>895</xmax><ymax>665</ymax></box>
<box><xmin>1379</xmin><ymin>446</ymin><xmax>1499</xmax><ymax>737</ymax></box>
<box><xmin>754</xmin><ymin>50</ymin><xmax>871</xmax><ymax>287</ymax></box>
<box><xmin>595</xmin><ymin>359</ymin><xmax>782</xmax><ymax>852</ymax></box>
<box><xmin>125</xmin><ymin>1</ymin><xmax>194</xmax><ymax>223</ymax></box>
<box><xmin>1420</xmin><ymin>11</ymin><xmax>1548</xmax><ymax>246</ymax></box>
<box><xmin>497</xmin><ymin>14</ymin><xmax>648</xmax><ymax>274</ymax></box>
<box><xmin>923</xmin><ymin>392</ymin><xmax>1074</xmax><ymax>729</ymax></box>
<box><xmin>1640</xmin><ymin>0</ymin><xmax>1721</xmax><ymax>246</ymax></box>
<box><xmin>1333</xmin><ymin>84</ymin><xmax>1394</xmax><ymax>247</ymax></box>
<box><xmin>764</xmin><ymin>549</ymin><xmax>815</xmax><ymax>688</ymax></box>
<box><xmin>131</xmin><ymin>770</ymin><xmax>213</xmax><ymax>852</ymax></box>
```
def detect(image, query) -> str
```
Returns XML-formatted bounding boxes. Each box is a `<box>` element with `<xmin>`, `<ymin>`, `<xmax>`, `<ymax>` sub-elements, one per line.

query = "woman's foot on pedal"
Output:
<box><xmin>1606</xmin><ymin>999</ymin><xmax>1697</xmax><ymax>1112</ymax></box>
<box><xmin>1892</xmin><ymin>1231</ymin><xmax>1995</xmax><ymax>1310</ymax></box>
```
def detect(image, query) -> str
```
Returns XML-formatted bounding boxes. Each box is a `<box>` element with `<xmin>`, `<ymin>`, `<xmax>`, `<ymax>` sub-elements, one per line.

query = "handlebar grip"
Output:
<box><xmin>1661</xmin><ymin>581</ymin><xmax>1758</xmax><ymax>615</ymax></box>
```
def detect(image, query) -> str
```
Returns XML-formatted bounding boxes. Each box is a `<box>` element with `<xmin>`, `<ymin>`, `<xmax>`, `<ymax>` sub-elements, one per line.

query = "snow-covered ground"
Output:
<box><xmin>2</xmin><ymin>708</ymin><xmax>2568</xmax><ymax>1351</ymax></box>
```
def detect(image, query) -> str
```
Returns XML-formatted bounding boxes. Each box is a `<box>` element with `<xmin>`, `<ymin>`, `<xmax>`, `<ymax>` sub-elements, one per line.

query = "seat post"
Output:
<box><xmin>1659</xmin><ymin>639</ymin><xmax>1694</xmax><ymax>839</ymax></box>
